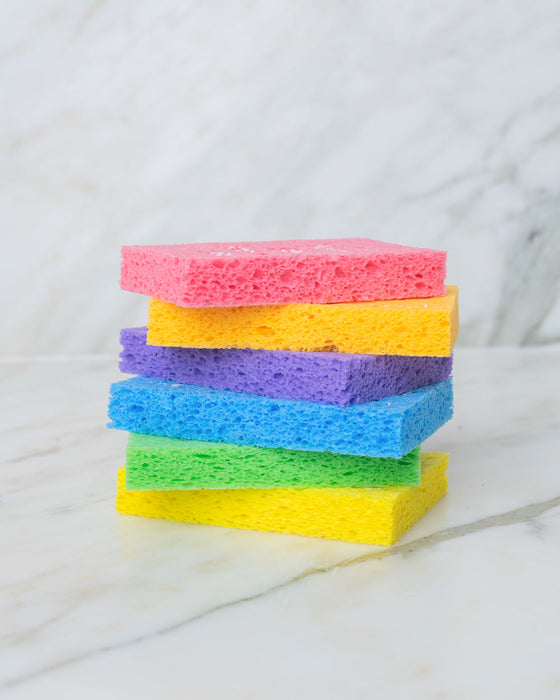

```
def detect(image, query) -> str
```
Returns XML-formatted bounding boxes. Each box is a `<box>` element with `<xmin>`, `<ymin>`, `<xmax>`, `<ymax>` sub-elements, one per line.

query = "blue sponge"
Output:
<box><xmin>108</xmin><ymin>377</ymin><xmax>453</xmax><ymax>458</ymax></box>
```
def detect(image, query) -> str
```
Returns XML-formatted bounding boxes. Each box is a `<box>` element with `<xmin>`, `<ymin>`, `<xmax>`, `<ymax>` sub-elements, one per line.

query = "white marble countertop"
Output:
<box><xmin>2</xmin><ymin>347</ymin><xmax>560</xmax><ymax>699</ymax></box>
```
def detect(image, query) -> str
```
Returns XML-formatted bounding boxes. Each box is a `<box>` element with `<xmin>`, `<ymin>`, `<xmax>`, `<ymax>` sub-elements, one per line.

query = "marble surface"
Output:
<box><xmin>2</xmin><ymin>347</ymin><xmax>560</xmax><ymax>698</ymax></box>
<box><xmin>3</xmin><ymin>0</ymin><xmax>560</xmax><ymax>355</ymax></box>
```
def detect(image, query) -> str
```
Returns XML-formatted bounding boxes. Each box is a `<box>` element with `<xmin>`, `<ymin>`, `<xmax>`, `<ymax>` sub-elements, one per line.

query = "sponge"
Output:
<box><xmin>121</xmin><ymin>327</ymin><xmax>453</xmax><ymax>405</ymax></box>
<box><xmin>120</xmin><ymin>238</ymin><xmax>446</xmax><ymax>307</ymax></box>
<box><xmin>116</xmin><ymin>452</ymin><xmax>448</xmax><ymax>546</ymax></box>
<box><xmin>125</xmin><ymin>433</ymin><xmax>422</xmax><ymax>490</ymax></box>
<box><xmin>147</xmin><ymin>286</ymin><xmax>459</xmax><ymax>357</ymax></box>
<box><xmin>108</xmin><ymin>376</ymin><xmax>453</xmax><ymax>458</ymax></box>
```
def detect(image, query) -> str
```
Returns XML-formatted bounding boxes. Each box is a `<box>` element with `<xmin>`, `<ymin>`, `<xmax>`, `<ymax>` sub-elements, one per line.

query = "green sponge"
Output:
<box><xmin>125</xmin><ymin>433</ymin><xmax>422</xmax><ymax>490</ymax></box>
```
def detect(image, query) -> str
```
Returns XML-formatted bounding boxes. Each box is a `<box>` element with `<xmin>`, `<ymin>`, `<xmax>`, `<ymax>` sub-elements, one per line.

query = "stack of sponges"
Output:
<box><xmin>109</xmin><ymin>238</ymin><xmax>459</xmax><ymax>545</ymax></box>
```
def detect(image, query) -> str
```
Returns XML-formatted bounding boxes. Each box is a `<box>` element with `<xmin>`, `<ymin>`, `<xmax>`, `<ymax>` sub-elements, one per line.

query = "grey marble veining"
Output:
<box><xmin>490</xmin><ymin>220</ymin><xmax>560</xmax><ymax>345</ymax></box>
<box><xmin>2</xmin><ymin>1</ymin><xmax>560</xmax><ymax>354</ymax></box>
<box><xmin>1</xmin><ymin>347</ymin><xmax>560</xmax><ymax>698</ymax></box>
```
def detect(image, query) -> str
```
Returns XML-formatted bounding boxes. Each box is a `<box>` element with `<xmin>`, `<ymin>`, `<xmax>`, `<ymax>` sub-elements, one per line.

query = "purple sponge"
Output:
<box><xmin>120</xmin><ymin>328</ymin><xmax>453</xmax><ymax>406</ymax></box>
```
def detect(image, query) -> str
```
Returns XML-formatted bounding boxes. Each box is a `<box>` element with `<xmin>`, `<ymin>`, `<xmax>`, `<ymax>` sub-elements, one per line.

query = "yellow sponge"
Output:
<box><xmin>116</xmin><ymin>452</ymin><xmax>448</xmax><ymax>546</ymax></box>
<box><xmin>147</xmin><ymin>287</ymin><xmax>458</xmax><ymax>356</ymax></box>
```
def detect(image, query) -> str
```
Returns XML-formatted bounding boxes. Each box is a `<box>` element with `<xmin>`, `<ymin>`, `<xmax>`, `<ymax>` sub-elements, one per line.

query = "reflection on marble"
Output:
<box><xmin>1</xmin><ymin>347</ymin><xmax>560</xmax><ymax>698</ymax></box>
<box><xmin>2</xmin><ymin>1</ymin><xmax>560</xmax><ymax>354</ymax></box>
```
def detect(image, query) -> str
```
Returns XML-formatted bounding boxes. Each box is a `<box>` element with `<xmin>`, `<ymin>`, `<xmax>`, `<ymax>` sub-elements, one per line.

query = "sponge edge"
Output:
<box><xmin>120</xmin><ymin>238</ymin><xmax>447</xmax><ymax>307</ymax></box>
<box><xmin>116</xmin><ymin>452</ymin><xmax>448</xmax><ymax>546</ymax></box>
<box><xmin>125</xmin><ymin>433</ymin><xmax>423</xmax><ymax>490</ymax></box>
<box><xmin>108</xmin><ymin>376</ymin><xmax>454</xmax><ymax>459</ymax></box>
<box><xmin>120</xmin><ymin>327</ymin><xmax>453</xmax><ymax>405</ymax></box>
<box><xmin>147</xmin><ymin>286</ymin><xmax>459</xmax><ymax>357</ymax></box>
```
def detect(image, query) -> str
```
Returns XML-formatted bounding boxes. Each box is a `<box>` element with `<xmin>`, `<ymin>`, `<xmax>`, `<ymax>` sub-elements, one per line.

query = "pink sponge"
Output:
<box><xmin>120</xmin><ymin>238</ymin><xmax>446</xmax><ymax>307</ymax></box>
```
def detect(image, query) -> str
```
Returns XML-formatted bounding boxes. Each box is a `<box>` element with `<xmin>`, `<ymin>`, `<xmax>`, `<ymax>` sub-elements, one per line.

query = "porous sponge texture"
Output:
<box><xmin>125</xmin><ymin>433</ymin><xmax>422</xmax><ymax>490</ymax></box>
<box><xmin>107</xmin><ymin>376</ymin><xmax>453</xmax><ymax>458</ymax></box>
<box><xmin>116</xmin><ymin>452</ymin><xmax>448</xmax><ymax>546</ymax></box>
<box><xmin>121</xmin><ymin>327</ymin><xmax>453</xmax><ymax>405</ymax></box>
<box><xmin>147</xmin><ymin>286</ymin><xmax>459</xmax><ymax>357</ymax></box>
<box><xmin>121</xmin><ymin>238</ymin><xmax>446</xmax><ymax>307</ymax></box>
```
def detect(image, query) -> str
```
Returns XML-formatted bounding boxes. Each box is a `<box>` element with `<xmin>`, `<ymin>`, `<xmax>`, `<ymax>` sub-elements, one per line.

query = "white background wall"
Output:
<box><xmin>2</xmin><ymin>0</ymin><xmax>560</xmax><ymax>355</ymax></box>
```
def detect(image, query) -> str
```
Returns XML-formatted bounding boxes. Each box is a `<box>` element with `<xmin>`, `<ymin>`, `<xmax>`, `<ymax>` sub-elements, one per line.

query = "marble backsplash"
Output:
<box><xmin>2</xmin><ymin>0</ymin><xmax>559</xmax><ymax>355</ymax></box>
